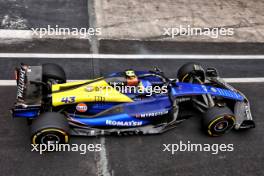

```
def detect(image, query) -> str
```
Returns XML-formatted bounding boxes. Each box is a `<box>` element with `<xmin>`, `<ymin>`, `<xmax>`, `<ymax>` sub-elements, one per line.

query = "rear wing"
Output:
<box><xmin>14</xmin><ymin>64</ymin><xmax>43</xmax><ymax>106</ymax></box>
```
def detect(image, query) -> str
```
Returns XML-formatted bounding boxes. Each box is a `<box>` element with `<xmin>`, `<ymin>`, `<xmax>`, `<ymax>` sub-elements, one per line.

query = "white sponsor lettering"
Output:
<box><xmin>136</xmin><ymin>111</ymin><xmax>169</xmax><ymax>118</ymax></box>
<box><xmin>17</xmin><ymin>69</ymin><xmax>26</xmax><ymax>99</ymax></box>
<box><xmin>106</xmin><ymin>120</ymin><xmax>142</xmax><ymax>126</ymax></box>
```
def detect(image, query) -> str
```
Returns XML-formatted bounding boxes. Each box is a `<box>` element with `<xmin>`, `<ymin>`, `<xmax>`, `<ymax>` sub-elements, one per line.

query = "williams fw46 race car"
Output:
<box><xmin>12</xmin><ymin>63</ymin><xmax>255</xmax><ymax>144</ymax></box>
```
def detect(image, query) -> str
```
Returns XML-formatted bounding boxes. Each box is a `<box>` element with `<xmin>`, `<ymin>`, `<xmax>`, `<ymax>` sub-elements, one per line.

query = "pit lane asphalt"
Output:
<box><xmin>0</xmin><ymin>58</ymin><xmax>263</xmax><ymax>176</ymax></box>
<box><xmin>1</xmin><ymin>58</ymin><xmax>264</xmax><ymax>79</ymax></box>
<box><xmin>0</xmin><ymin>0</ymin><xmax>89</xmax><ymax>29</ymax></box>
<box><xmin>0</xmin><ymin>0</ymin><xmax>91</xmax><ymax>53</ymax></box>
<box><xmin>99</xmin><ymin>40</ymin><xmax>264</xmax><ymax>55</ymax></box>
<box><xmin>1</xmin><ymin>40</ymin><xmax>264</xmax><ymax>54</ymax></box>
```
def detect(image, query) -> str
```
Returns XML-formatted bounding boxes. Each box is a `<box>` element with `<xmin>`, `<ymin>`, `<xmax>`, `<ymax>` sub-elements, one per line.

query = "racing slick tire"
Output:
<box><xmin>177</xmin><ymin>62</ymin><xmax>206</xmax><ymax>83</ymax></box>
<box><xmin>31</xmin><ymin>112</ymin><xmax>69</xmax><ymax>145</ymax></box>
<box><xmin>203</xmin><ymin>106</ymin><xmax>235</xmax><ymax>136</ymax></box>
<box><xmin>42</xmin><ymin>63</ymin><xmax>66</xmax><ymax>83</ymax></box>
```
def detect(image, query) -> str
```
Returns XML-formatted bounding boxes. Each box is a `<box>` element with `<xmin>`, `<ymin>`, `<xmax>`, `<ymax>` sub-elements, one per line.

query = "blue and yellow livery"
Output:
<box><xmin>12</xmin><ymin>63</ymin><xmax>255</xmax><ymax>145</ymax></box>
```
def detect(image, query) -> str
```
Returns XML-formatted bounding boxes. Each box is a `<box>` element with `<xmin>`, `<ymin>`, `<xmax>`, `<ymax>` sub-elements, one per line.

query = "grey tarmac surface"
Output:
<box><xmin>0</xmin><ymin>87</ymin><xmax>98</xmax><ymax>176</ymax></box>
<box><xmin>95</xmin><ymin>0</ymin><xmax>264</xmax><ymax>42</ymax></box>
<box><xmin>0</xmin><ymin>39</ymin><xmax>91</xmax><ymax>53</ymax></box>
<box><xmin>0</xmin><ymin>0</ymin><xmax>91</xmax><ymax>53</ymax></box>
<box><xmin>1</xmin><ymin>40</ymin><xmax>263</xmax><ymax>54</ymax></box>
<box><xmin>0</xmin><ymin>0</ymin><xmax>89</xmax><ymax>29</ymax></box>
<box><xmin>1</xmin><ymin>58</ymin><xmax>264</xmax><ymax>79</ymax></box>
<box><xmin>99</xmin><ymin>40</ymin><xmax>264</xmax><ymax>54</ymax></box>
<box><xmin>0</xmin><ymin>58</ymin><xmax>263</xmax><ymax>176</ymax></box>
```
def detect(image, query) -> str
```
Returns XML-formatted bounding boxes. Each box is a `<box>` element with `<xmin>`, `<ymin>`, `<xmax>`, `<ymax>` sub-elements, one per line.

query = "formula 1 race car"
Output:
<box><xmin>12</xmin><ymin>63</ymin><xmax>255</xmax><ymax>144</ymax></box>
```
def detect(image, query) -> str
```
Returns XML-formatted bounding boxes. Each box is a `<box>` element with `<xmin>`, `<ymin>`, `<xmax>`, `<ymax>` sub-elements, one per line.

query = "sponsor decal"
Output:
<box><xmin>76</xmin><ymin>103</ymin><xmax>88</xmax><ymax>112</ymax></box>
<box><xmin>61</xmin><ymin>96</ymin><xmax>76</xmax><ymax>104</ymax></box>
<box><xmin>106</xmin><ymin>120</ymin><xmax>142</xmax><ymax>126</ymax></box>
<box><xmin>86</xmin><ymin>86</ymin><xmax>94</xmax><ymax>92</ymax></box>
<box><xmin>210</xmin><ymin>87</ymin><xmax>217</xmax><ymax>93</ymax></box>
<box><xmin>177</xmin><ymin>97</ymin><xmax>191</xmax><ymax>103</ymax></box>
<box><xmin>95</xmin><ymin>96</ymin><xmax>105</xmax><ymax>102</ymax></box>
<box><xmin>17</xmin><ymin>67</ymin><xmax>27</xmax><ymax>100</ymax></box>
<box><xmin>136</xmin><ymin>110</ymin><xmax>169</xmax><ymax>118</ymax></box>
<box><xmin>201</xmin><ymin>85</ymin><xmax>208</xmax><ymax>92</ymax></box>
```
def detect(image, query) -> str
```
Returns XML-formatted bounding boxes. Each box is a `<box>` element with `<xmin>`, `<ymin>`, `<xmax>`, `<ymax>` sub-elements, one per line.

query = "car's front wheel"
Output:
<box><xmin>177</xmin><ymin>62</ymin><xmax>206</xmax><ymax>84</ymax></box>
<box><xmin>203</xmin><ymin>106</ymin><xmax>236</xmax><ymax>136</ymax></box>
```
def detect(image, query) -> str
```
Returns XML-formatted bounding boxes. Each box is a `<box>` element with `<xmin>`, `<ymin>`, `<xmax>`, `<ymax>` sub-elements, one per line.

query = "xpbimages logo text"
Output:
<box><xmin>31</xmin><ymin>143</ymin><xmax>102</xmax><ymax>154</ymax></box>
<box><xmin>163</xmin><ymin>25</ymin><xmax>234</xmax><ymax>39</ymax></box>
<box><xmin>31</xmin><ymin>25</ymin><xmax>102</xmax><ymax>39</ymax></box>
<box><xmin>162</xmin><ymin>141</ymin><xmax>234</xmax><ymax>155</ymax></box>
<box><xmin>86</xmin><ymin>84</ymin><xmax>168</xmax><ymax>97</ymax></box>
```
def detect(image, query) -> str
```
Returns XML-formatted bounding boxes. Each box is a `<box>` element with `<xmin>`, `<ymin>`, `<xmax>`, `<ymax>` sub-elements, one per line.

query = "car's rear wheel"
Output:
<box><xmin>177</xmin><ymin>62</ymin><xmax>206</xmax><ymax>84</ymax></box>
<box><xmin>42</xmin><ymin>63</ymin><xmax>66</xmax><ymax>84</ymax></box>
<box><xmin>31</xmin><ymin>112</ymin><xmax>69</xmax><ymax>145</ymax></box>
<box><xmin>203</xmin><ymin>106</ymin><xmax>235</xmax><ymax>136</ymax></box>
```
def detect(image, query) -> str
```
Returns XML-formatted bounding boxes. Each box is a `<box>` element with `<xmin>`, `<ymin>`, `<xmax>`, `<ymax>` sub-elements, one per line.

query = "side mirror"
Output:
<box><xmin>154</xmin><ymin>67</ymin><xmax>163</xmax><ymax>74</ymax></box>
<box><xmin>206</xmin><ymin>68</ymin><xmax>219</xmax><ymax>77</ymax></box>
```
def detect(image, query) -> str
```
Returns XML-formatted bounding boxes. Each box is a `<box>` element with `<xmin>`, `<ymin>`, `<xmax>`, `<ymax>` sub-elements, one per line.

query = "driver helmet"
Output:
<box><xmin>125</xmin><ymin>70</ymin><xmax>136</xmax><ymax>78</ymax></box>
<box><xmin>125</xmin><ymin>69</ymin><xmax>139</xmax><ymax>86</ymax></box>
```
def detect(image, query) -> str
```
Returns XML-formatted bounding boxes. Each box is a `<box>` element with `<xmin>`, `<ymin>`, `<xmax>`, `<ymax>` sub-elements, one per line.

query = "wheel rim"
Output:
<box><xmin>40</xmin><ymin>133</ymin><xmax>61</xmax><ymax>144</ymax></box>
<box><xmin>32</xmin><ymin>128</ymin><xmax>68</xmax><ymax>145</ymax></box>
<box><xmin>208</xmin><ymin>115</ymin><xmax>235</xmax><ymax>136</ymax></box>
<box><xmin>214</xmin><ymin>120</ymin><xmax>229</xmax><ymax>132</ymax></box>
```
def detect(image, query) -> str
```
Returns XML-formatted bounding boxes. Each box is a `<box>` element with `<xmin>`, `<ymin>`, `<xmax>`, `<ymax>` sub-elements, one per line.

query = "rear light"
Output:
<box><xmin>14</xmin><ymin>70</ymin><xmax>18</xmax><ymax>80</ymax></box>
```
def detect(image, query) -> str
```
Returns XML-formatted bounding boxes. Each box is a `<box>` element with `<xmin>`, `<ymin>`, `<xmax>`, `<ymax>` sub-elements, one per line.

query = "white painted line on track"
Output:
<box><xmin>0</xmin><ymin>80</ymin><xmax>16</xmax><ymax>86</ymax></box>
<box><xmin>223</xmin><ymin>78</ymin><xmax>264</xmax><ymax>83</ymax></box>
<box><xmin>0</xmin><ymin>29</ymin><xmax>90</xmax><ymax>40</ymax></box>
<box><xmin>97</xmin><ymin>137</ymin><xmax>111</xmax><ymax>176</ymax></box>
<box><xmin>0</xmin><ymin>53</ymin><xmax>264</xmax><ymax>59</ymax></box>
<box><xmin>0</xmin><ymin>30</ymin><xmax>33</xmax><ymax>39</ymax></box>
<box><xmin>87</xmin><ymin>1</ymin><xmax>110</xmax><ymax>175</ymax></box>
<box><xmin>1</xmin><ymin>78</ymin><xmax>264</xmax><ymax>86</ymax></box>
